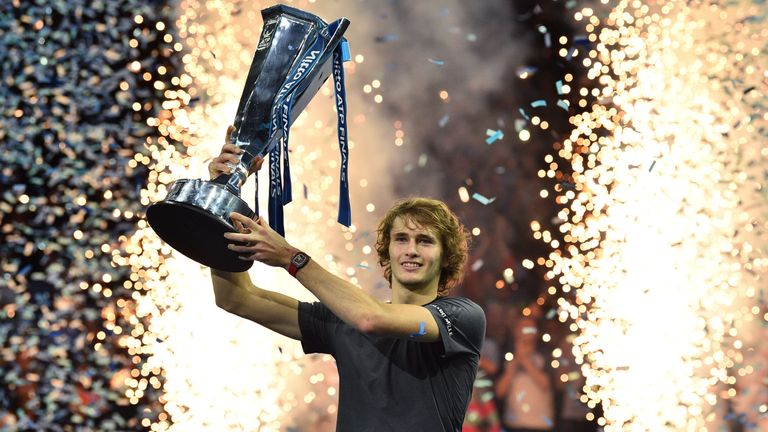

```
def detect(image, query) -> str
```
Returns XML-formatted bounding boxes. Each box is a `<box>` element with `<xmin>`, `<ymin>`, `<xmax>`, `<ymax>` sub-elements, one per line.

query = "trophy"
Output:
<box><xmin>146</xmin><ymin>5</ymin><xmax>351</xmax><ymax>272</ymax></box>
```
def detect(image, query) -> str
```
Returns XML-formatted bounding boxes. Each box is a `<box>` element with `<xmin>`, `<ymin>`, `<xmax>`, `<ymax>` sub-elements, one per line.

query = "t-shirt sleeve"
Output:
<box><xmin>425</xmin><ymin>297</ymin><xmax>486</xmax><ymax>358</ymax></box>
<box><xmin>298</xmin><ymin>301</ymin><xmax>340</xmax><ymax>355</ymax></box>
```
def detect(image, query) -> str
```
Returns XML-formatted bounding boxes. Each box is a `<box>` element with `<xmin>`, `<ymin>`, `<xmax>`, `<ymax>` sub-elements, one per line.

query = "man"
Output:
<box><xmin>209</xmin><ymin>126</ymin><xmax>486</xmax><ymax>431</ymax></box>
<box><xmin>495</xmin><ymin>315</ymin><xmax>554</xmax><ymax>432</ymax></box>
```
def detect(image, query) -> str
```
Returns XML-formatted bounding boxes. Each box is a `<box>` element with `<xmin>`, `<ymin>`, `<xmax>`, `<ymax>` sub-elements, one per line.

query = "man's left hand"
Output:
<box><xmin>224</xmin><ymin>212</ymin><xmax>297</xmax><ymax>268</ymax></box>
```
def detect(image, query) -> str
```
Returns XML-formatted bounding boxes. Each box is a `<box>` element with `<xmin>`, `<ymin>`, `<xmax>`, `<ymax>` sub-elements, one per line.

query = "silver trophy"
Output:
<box><xmin>146</xmin><ymin>5</ymin><xmax>350</xmax><ymax>272</ymax></box>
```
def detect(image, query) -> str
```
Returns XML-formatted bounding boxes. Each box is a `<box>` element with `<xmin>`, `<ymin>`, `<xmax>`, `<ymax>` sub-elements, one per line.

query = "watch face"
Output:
<box><xmin>292</xmin><ymin>252</ymin><xmax>310</xmax><ymax>267</ymax></box>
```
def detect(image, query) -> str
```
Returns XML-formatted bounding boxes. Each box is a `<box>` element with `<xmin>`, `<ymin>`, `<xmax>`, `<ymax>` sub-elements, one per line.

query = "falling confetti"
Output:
<box><xmin>471</xmin><ymin>192</ymin><xmax>496</xmax><ymax>205</ymax></box>
<box><xmin>0</xmin><ymin>0</ymin><xmax>184</xmax><ymax>428</ymax></box>
<box><xmin>471</xmin><ymin>259</ymin><xmax>484</xmax><ymax>271</ymax></box>
<box><xmin>485</xmin><ymin>129</ymin><xmax>504</xmax><ymax>144</ymax></box>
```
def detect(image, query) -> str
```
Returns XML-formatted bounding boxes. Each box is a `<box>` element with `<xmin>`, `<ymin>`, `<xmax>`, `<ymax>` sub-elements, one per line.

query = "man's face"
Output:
<box><xmin>388</xmin><ymin>216</ymin><xmax>444</xmax><ymax>290</ymax></box>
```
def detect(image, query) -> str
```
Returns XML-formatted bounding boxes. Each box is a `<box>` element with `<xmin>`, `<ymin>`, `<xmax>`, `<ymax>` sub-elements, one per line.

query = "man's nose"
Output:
<box><xmin>404</xmin><ymin>239</ymin><xmax>418</xmax><ymax>255</ymax></box>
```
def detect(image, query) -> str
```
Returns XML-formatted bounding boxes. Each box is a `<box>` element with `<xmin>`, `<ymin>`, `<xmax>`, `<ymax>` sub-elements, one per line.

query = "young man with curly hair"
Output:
<box><xmin>209</xmin><ymin>128</ymin><xmax>486</xmax><ymax>431</ymax></box>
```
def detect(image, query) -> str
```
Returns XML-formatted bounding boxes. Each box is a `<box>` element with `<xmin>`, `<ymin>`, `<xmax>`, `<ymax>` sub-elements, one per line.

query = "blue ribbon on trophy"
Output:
<box><xmin>264</xmin><ymin>20</ymin><xmax>351</xmax><ymax>236</ymax></box>
<box><xmin>333</xmin><ymin>28</ymin><xmax>352</xmax><ymax>228</ymax></box>
<box><xmin>146</xmin><ymin>6</ymin><xmax>352</xmax><ymax>272</ymax></box>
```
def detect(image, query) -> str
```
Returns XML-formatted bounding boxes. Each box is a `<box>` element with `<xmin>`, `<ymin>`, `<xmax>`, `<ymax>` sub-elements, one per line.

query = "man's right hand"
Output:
<box><xmin>208</xmin><ymin>125</ymin><xmax>264</xmax><ymax>180</ymax></box>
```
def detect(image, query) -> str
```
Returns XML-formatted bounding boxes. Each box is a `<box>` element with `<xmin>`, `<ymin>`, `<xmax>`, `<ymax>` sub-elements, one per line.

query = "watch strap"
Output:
<box><xmin>288</xmin><ymin>251</ymin><xmax>310</xmax><ymax>277</ymax></box>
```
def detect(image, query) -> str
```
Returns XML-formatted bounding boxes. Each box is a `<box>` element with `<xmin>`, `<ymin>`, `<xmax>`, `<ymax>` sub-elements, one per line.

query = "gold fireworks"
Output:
<box><xmin>539</xmin><ymin>1</ymin><xmax>768</xmax><ymax>431</ymax></box>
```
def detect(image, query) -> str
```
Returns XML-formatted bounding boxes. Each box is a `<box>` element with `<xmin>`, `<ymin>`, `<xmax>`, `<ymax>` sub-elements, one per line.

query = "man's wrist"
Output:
<box><xmin>287</xmin><ymin>250</ymin><xmax>311</xmax><ymax>277</ymax></box>
<box><xmin>282</xmin><ymin>247</ymin><xmax>300</xmax><ymax>269</ymax></box>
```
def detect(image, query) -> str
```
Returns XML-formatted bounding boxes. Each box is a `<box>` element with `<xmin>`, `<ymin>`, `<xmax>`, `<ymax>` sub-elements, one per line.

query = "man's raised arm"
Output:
<box><xmin>224</xmin><ymin>214</ymin><xmax>442</xmax><ymax>343</ymax></box>
<box><xmin>208</xmin><ymin>125</ymin><xmax>301</xmax><ymax>340</ymax></box>
<box><xmin>211</xmin><ymin>269</ymin><xmax>302</xmax><ymax>340</ymax></box>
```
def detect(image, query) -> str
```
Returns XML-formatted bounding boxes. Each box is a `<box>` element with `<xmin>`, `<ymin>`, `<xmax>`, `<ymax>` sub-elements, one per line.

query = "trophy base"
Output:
<box><xmin>146</xmin><ymin>179</ymin><xmax>256</xmax><ymax>272</ymax></box>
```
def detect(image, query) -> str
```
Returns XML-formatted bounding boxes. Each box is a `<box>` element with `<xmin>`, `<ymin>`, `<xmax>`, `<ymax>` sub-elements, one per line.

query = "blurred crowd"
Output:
<box><xmin>461</xmin><ymin>302</ymin><xmax>598</xmax><ymax>432</ymax></box>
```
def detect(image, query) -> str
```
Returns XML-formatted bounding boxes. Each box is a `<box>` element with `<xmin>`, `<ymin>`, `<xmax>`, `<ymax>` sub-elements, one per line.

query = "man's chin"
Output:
<box><xmin>396</xmin><ymin>277</ymin><xmax>429</xmax><ymax>291</ymax></box>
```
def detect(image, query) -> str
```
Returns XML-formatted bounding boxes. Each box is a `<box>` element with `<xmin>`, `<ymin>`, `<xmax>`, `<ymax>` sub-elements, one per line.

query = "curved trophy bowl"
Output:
<box><xmin>146</xmin><ymin>179</ymin><xmax>255</xmax><ymax>272</ymax></box>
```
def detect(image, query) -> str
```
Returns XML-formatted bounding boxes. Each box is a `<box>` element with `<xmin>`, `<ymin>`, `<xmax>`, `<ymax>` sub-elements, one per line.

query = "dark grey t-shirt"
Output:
<box><xmin>298</xmin><ymin>296</ymin><xmax>486</xmax><ymax>432</ymax></box>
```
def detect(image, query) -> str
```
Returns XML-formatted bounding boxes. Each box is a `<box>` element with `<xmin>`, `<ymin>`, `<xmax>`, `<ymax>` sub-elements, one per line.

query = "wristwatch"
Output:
<box><xmin>287</xmin><ymin>251</ymin><xmax>311</xmax><ymax>277</ymax></box>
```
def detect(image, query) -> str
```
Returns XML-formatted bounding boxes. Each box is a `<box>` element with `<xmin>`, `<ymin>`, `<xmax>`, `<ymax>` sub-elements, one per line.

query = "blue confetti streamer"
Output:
<box><xmin>574</xmin><ymin>35</ymin><xmax>590</xmax><ymax>45</ymax></box>
<box><xmin>471</xmin><ymin>193</ymin><xmax>496</xmax><ymax>205</ymax></box>
<box><xmin>485</xmin><ymin>129</ymin><xmax>504</xmax><ymax>144</ymax></box>
<box><xmin>375</xmin><ymin>33</ymin><xmax>399</xmax><ymax>43</ymax></box>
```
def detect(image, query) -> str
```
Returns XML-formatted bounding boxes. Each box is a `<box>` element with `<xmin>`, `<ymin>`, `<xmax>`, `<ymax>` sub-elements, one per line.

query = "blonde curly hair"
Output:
<box><xmin>375</xmin><ymin>197</ymin><xmax>470</xmax><ymax>297</ymax></box>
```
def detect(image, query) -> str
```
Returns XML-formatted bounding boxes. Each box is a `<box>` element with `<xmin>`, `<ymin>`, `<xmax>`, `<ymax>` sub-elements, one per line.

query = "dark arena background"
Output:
<box><xmin>1</xmin><ymin>0</ymin><xmax>767</xmax><ymax>431</ymax></box>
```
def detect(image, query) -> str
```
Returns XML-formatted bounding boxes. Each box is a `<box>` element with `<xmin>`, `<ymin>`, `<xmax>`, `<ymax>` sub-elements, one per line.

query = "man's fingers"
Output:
<box><xmin>209</xmin><ymin>154</ymin><xmax>240</xmax><ymax>177</ymax></box>
<box><xmin>229</xmin><ymin>212</ymin><xmax>260</xmax><ymax>230</ymax></box>
<box><xmin>227</xmin><ymin>243</ymin><xmax>257</xmax><ymax>253</ymax></box>
<box><xmin>224</xmin><ymin>231</ymin><xmax>251</xmax><ymax>241</ymax></box>
<box><xmin>220</xmin><ymin>153</ymin><xmax>240</xmax><ymax>164</ymax></box>
<box><xmin>254</xmin><ymin>217</ymin><xmax>276</xmax><ymax>233</ymax></box>
<box><xmin>233</xmin><ymin>219</ymin><xmax>244</xmax><ymax>232</ymax></box>
<box><xmin>238</xmin><ymin>253</ymin><xmax>259</xmax><ymax>261</ymax></box>
<box><xmin>230</xmin><ymin>212</ymin><xmax>252</xmax><ymax>225</ymax></box>
<box><xmin>211</xmin><ymin>161</ymin><xmax>233</xmax><ymax>171</ymax></box>
<box><xmin>209</xmin><ymin>162</ymin><xmax>233</xmax><ymax>176</ymax></box>
<box><xmin>251</xmin><ymin>156</ymin><xmax>265</xmax><ymax>171</ymax></box>
<box><xmin>222</xmin><ymin>144</ymin><xmax>242</xmax><ymax>155</ymax></box>
<box><xmin>225</xmin><ymin>125</ymin><xmax>235</xmax><ymax>143</ymax></box>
